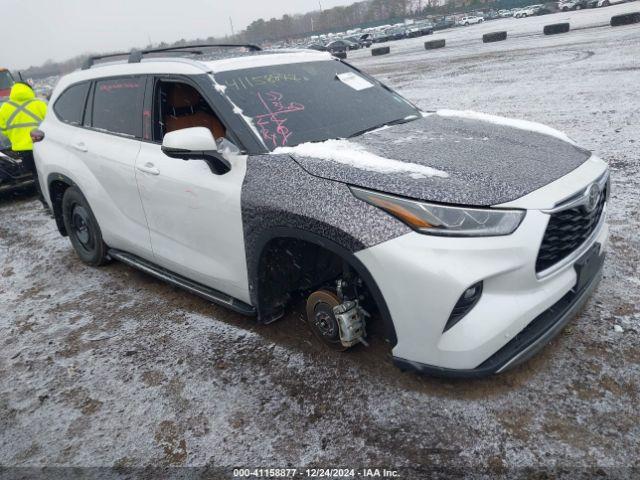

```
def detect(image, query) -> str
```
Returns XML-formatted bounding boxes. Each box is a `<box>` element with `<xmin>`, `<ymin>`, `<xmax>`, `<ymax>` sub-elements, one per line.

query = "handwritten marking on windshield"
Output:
<box><xmin>255</xmin><ymin>91</ymin><xmax>305</xmax><ymax>148</ymax></box>
<box><xmin>225</xmin><ymin>73</ymin><xmax>309</xmax><ymax>91</ymax></box>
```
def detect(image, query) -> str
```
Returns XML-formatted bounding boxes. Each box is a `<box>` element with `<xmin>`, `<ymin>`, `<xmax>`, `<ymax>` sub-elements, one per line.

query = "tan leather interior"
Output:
<box><xmin>163</xmin><ymin>83</ymin><xmax>226</xmax><ymax>140</ymax></box>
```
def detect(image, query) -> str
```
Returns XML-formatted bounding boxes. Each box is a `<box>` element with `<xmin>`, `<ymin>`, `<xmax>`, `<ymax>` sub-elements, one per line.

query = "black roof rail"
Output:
<box><xmin>82</xmin><ymin>44</ymin><xmax>262</xmax><ymax>70</ymax></box>
<box><xmin>139</xmin><ymin>44</ymin><xmax>262</xmax><ymax>55</ymax></box>
<box><xmin>81</xmin><ymin>51</ymin><xmax>130</xmax><ymax>70</ymax></box>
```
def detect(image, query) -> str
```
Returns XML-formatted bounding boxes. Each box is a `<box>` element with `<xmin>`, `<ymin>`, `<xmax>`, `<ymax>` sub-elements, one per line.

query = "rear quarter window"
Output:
<box><xmin>53</xmin><ymin>82</ymin><xmax>90</xmax><ymax>125</ymax></box>
<box><xmin>90</xmin><ymin>77</ymin><xmax>145</xmax><ymax>138</ymax></box>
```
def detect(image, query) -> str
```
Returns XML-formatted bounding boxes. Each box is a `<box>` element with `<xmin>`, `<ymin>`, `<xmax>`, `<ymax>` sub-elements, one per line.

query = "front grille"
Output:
<box><xmin>536</xmin><ymin>182</ymin><xmax>607</xmax><ymax>273</ymax></box>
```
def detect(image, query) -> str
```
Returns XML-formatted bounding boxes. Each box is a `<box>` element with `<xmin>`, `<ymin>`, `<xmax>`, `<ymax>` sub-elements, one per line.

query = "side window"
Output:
<box><xmin>53</xmin><ymin>82</ymin><xmax>90</xmax><ymax>126</ymax></box>
<box><xmin>152</xmin><ymin>80</ymin><xmax>227</xmax><ymax>143</ymax></box>
<box><xmin>91</xmin><ymin>77</ymin><xmax>145</xmax><ymax>138</ymax></box>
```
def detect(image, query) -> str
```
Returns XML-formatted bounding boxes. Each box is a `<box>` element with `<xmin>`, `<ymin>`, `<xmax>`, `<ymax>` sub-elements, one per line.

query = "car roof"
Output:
<box><xmin>52</xmin><ymin>49</ymin><xmax>333</xmax><ymax>101</ymax></box>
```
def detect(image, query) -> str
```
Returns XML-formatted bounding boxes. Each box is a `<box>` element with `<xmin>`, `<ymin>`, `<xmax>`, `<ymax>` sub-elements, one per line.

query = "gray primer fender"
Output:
<box><xmin>241</xmin><ymin>153</ymin><xmax>409</xmax><ymax>333</ymax></box>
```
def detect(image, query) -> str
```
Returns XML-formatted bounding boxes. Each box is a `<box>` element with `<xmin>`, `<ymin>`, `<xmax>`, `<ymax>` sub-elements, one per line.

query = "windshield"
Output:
<box><xmin>214</xmin><ymin>60</ymin><xmax>420</xmax><ymax>151</ymax></box>
<box><xmin>0</xmin><ymin>71</ymin><xmax>14</xmax><ymax>91</ymax></box>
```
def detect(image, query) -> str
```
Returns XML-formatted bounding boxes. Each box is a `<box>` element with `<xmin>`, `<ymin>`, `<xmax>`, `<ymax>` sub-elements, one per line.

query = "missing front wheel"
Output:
<box><xmin>305</xmin><ymin>288</ymin><xmax>368</xmax><ymax>351</ymax></box>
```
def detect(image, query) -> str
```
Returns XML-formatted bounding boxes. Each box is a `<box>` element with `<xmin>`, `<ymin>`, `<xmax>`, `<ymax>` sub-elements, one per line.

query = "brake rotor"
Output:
<box><xmin>306</xmin><ymin>290</ymin><xmax>348</xmax><ymax>351</ymax></box>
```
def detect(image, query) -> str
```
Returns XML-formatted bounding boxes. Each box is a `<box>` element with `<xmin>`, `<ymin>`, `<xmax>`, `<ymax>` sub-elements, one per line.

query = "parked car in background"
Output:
<box><xmin>457</xmin><ymin>15</ymin><xmax>484</xmax><ymax>25</ymax></box>
<box><xmin>406</xmin><ymin>24</ymin><xmax>423</xmax><ymax>37</ymax></box>
<box><xmin>498</xmin><ymin>9</ymin><xmax>513</xmax><ymax>16</ymax></box>
<box><xmin>559</xmin><ymin>0</ymin><xmax>587</xmax><ymax>9</ymax></box>
<box><xmin>0</xmin><ymin>69</ymin><xmax>14</xmax><ymax>99</ymax></box>
<box><xmin>483</xmin><ymin>10</ymin><xmax>501</xmax><ymax>20</ymax></box>
<box><xmin>597</xmin><ymin>0</ymin><xmax>626</xmax><ymax>6</ymax></box>
<box><xmin>534</xmin><ymin>4</ymin><xmax>555</xmax><ymax>14</ymax></box>
<box><xmin>371</xmin><ymin>32</ymin><xmax>390</xmax><ymax>43</ymax></box>
<box><xmin>416</xmin><ymin>21</ymin><xmax>435</xmax><ymax>35</ymax></box>
<box><xmin>514</xmin><ymin>6</ymin><xmax>537</xmax><ymax>17</ymax></box>
<box><xmin>386</xmin><ymin>27</ymin><xmax>409</xmax><ymax>41</ymax></box>
<box><xmin>346</xmin><ymin>34</ymin><xmax>372</xmax><ymax>48</ymax></box>
<box><xmin>325</xmin><ymin>39</ymin><xmax>358</xmax><ymax>54</ymax></box>
<box><xmin>306</xmin><ymin>43</ymin><xmax>327</xmax><ymax>52</ymax></box>
<box><xmin>433</xmin><ymin>17</ymin><xmax>456</xmax><ymax>30</ymax></box>
<box><xmin>406</xmin><ymin>22</ymin><xmax>434</xmax><ymax>37</ymax></box>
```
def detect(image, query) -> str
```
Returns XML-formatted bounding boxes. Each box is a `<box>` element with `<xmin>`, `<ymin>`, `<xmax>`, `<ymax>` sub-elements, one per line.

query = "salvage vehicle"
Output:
<box><xmin>433</xmin><ymin>17</ymin><xmax>456</xmax><ymax>30</ymax></box>
<box><xmin>34</xmin><ymin>45</ymin><xmax>609</xmax><ymax>377</ymax></box>
<box><xmin>346</xmin><ymin>34</ymin><xmax>373</xmax><ymax>48</ymax></box>
<box><xmin>559</xmin><ymin>0</ymin><xmax>587</xmax><ymax>10</ymax></box>
<box><xmin>325</xmin><ymin>39</ymin><xmax>359</xmax><ymax>54</ymax></box>
<box><xmin>596</xmin><ymin>0</ymin><xmax>627</xmax><ymax>7</ymax></box>
<box><xmin>458</xmin><ymin>15</ymin><xmax>484</xmax><ymax>25</ymax></box>
<box><xmin>514</xmin><ymin>6</ymin><xmax>537</xmax><ymax>17</ymax></box>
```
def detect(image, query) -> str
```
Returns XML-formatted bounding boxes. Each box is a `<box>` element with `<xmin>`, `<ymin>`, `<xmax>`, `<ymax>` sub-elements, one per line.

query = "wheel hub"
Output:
<box><xmin>71</xmin><ymin>205</ymin><xmax>93</xmax><ymax>248</ymax></box>
<box><xmin>314</xmin><ymin>309</ymin><xmax>338</xmax><ymax>338</ymax></box>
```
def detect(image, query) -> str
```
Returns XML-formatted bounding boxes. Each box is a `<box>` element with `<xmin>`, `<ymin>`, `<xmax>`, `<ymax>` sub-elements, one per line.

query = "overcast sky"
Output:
<box><xmin>1</xmin><ymin>0</ymin><xmax>355</xmax><ymax>70</ymax></box>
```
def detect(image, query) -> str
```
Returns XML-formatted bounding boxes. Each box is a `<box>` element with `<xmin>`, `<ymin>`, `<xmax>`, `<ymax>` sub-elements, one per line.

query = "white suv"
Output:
<box><xmin>34</xmin><ymin>45</ymin><xmax>609</xmax><ymax>377</ymax></box>
<box><xmin>458</xmin><ymin>16</ymin><xmax>484</xmax><ymax>25</ymax></box>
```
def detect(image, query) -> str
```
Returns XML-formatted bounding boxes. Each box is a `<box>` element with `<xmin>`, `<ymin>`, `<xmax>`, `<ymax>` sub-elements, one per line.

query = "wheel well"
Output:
<box><xmin>254</xmin><ymin>233</ymin><xmax>397</xmax><ymax>346</ymax></box>
<box><xmin>48</xmin><ymin>178</ymin><xmax>73</xmax><ymax>236</ymax></box>
<box><xmin>257</xmin><ymin>237</ymin><xmax>342</xmax><ymax>321</ymax></box>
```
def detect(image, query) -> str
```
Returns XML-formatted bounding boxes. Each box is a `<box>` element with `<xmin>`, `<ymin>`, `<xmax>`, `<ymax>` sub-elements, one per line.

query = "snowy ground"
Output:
<box><xmin>1</xmin><ymin>8</ymin><xmax>639</xmax><ymax>478</ymax></box>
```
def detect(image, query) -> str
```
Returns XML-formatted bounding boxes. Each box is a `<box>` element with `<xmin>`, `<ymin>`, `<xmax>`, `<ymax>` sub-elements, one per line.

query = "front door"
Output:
<box><xmin>134</xmin><ymin>77</ymin><xmax>251</xmax><ymax>304</ymax></box>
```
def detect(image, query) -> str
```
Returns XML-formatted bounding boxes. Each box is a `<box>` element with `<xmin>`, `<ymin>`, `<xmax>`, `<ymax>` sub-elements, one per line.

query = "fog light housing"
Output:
<box><xmin>443</xmin><ymin>282</ymin><xmax>483</xmax><ymax>332</ymax></box>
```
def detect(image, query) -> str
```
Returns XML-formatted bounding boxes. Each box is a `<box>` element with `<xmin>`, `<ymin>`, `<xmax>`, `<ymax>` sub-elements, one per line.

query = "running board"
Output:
<box><xmin>108</xmin><ymin>249</ymin><xmax>256</xmax><ymax>316</ymax></box>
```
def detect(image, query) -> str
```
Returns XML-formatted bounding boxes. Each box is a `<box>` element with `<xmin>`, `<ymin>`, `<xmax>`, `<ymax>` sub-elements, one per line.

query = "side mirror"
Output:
<box><xmin>161</xmin><ymin>127</ymin><xmax>231</xmax><ymax>175</ymax></box>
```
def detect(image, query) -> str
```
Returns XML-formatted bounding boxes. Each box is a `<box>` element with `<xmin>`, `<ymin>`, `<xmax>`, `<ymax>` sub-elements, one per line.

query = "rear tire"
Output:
<box><xmin>62</xmin><ymin>187</ymin><xmax>109</xmax><ymax>266</ymax></box>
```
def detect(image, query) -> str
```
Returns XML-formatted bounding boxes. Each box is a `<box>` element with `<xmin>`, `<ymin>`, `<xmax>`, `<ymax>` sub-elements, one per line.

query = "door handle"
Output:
<box><xmin>136</xmin><ymin>162</ymin><xmax>160</xmax><ymax>176</ymax></box>
<box><xmin>72</xmin><ymin>142</ymin><xmax>88</xmax><ymax>152</ymax></box>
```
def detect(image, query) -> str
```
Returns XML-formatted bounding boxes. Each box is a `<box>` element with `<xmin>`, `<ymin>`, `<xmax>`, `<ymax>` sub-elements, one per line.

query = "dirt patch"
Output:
<box><xmin>154</xmin><ymin>420</ymin><xmax>188</xmax><ymax>465</ymax></box>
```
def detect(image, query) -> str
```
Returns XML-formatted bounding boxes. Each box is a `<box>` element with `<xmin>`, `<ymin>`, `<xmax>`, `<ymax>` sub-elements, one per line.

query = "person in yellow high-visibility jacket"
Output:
<box><xmin>0</xmin><ymin>82</ymin><xmax>47</xmax><ymax>202</ymax></box>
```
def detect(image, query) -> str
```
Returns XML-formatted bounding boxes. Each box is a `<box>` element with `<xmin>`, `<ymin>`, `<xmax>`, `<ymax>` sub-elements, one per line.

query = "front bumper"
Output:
<box><xmin>355</xmin><ymin>156</ymin><xmax>609</xmax><ymax>376</ymax></box>
<box><xmin>393</xmin><ymin>248</ymin><xmax>604</xmax><ymax>377</ymax></box>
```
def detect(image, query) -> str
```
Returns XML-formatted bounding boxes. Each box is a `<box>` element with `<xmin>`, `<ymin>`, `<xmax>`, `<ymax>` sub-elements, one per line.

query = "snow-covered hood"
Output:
<box><xmin>277</xmin><ymin>111</ymin><xmax>591</xmax><ymax>206</ymax></box>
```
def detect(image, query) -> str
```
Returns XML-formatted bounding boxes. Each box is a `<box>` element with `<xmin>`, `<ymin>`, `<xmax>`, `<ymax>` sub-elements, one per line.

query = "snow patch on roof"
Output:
<box><xmin>436</xmin><ymin>109</ymin><xmax>577</xmax><ymax>146</ymax></box>
<box><xmin>274</xmin><ymin>139</ymin><xmax>449</xmax><ymax>179</ymax></box>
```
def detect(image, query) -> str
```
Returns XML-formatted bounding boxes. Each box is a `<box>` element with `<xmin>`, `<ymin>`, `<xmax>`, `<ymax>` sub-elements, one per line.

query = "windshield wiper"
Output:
<box><xmin>348</xmin><ymin>115</ymin><xmax>419</xmax><ymax>139</ymax></box>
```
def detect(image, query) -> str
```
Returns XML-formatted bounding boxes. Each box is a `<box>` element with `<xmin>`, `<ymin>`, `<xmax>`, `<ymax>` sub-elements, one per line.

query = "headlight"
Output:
<box><xmin>351</xmin><ymin>187</ymin><xmax>525</xmax><ymax>237</ymax></box>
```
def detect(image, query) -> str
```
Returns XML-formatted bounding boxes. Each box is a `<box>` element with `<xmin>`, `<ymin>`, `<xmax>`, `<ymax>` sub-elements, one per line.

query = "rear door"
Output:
<box><xmin>79</xmin><ymin>76</ymin><xmax>153</xmax><ymax>259</ymax></box>
<box><xmin>134</xmin><ymin>76</ymin><xmax>250</xmax><ymax>304</ymax></box>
